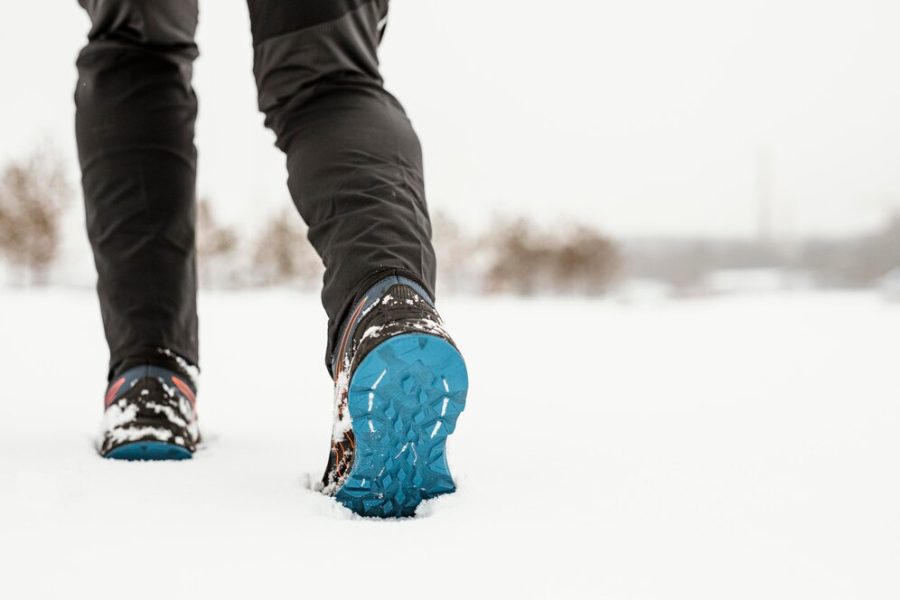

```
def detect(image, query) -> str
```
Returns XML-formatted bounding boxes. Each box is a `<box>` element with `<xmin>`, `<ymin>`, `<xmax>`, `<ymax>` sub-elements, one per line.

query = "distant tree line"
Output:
<box><xmin>0</xmin><ymin>149</ymin><xmax>623</xmax><ymax>294</ymax></box>
<box><xmin>197</xmin><ymin>208</ymin><xmax>623</xmax><ymax>295</ymax></box>
<box><xmin>3</xmin><ymin>147</ymin><xmax>897</xmax><ymax>295</ymax></box>
<box><xmin>799</xmin><ymin>215</ymin><xmax>900</xmax><ymax>287</ymax></box>
<box><xmin>623</xmin><ymin>214</ymin><xmax>900</xmax><ymax>291</ymax></box>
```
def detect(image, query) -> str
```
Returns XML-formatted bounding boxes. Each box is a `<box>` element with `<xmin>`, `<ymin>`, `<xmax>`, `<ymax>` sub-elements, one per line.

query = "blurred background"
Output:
<box><xmin>2</xmin><ymin>0</ymin><xmax>899</xmax><ymax>298</ymax></box>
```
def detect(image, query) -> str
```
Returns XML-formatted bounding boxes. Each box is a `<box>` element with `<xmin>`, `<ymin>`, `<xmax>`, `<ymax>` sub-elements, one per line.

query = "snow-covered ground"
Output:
<box><xmin>1</xmin><ymin>289</ymin><xmax>898</xmax><ymax>599</ymax></box>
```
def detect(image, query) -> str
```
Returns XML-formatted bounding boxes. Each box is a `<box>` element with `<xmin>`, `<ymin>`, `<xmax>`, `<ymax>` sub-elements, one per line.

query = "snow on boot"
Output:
<box><xmin>99</xmin><ymin>364</ymin><xmax>199</xmax><ymax>460</ymax></box>
<box><xmin>321</xmin><ymin>275</ymin><xmax>468</xmax><ymax>517</ymax></box>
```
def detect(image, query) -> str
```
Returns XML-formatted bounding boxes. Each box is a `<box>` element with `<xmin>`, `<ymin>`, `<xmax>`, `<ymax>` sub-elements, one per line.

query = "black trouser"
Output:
<box><xmin>75</xmin><ymin>0</ymin><xmax>436</xmax><ymax>379</ymax></box>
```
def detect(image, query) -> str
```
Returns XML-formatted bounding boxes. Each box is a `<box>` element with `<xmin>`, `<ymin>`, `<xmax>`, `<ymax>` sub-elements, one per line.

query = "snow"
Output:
<box><xmin>1</xmin><ymin>289</ymin><xmax>898</xmax><ymax>599</ymax></box>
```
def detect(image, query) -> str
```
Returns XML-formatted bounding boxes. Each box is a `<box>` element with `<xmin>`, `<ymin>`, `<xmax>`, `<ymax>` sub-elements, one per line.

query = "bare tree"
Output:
<box><xmin>196</xmin><ymin>198</ymin><xmax>240</xmax><ymax>287</ymax></box>
<box><xmin>197</xmin><ymin>198</ymin><xmax>238</xmax><ymax>259</ymax></box>
<box><xmin>0</xmin><ymin>148</ymin><xmax>71</xmax><ymax>283</ymax></box>
<box><xmin>432</xmin><ymin>210</ymin><xmax>481</xmax><ymax>294</ymax></box>
<box><xmin>550</xmin><ymin>225</ymin><xmax>622</xmax><ymax>294</ymax></box>
<box><xmin>485</xmin><ymin>217</ymin><xmax>622</xmax><ymax>295</ymax></box>
<box><xmin>251</xmin><ymin>208</ymin><xmax>322</xmax><ymax>287</ymax></box>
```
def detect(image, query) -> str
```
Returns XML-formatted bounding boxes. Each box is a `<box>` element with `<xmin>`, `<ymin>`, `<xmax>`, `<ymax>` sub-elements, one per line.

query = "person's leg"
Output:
<box><xmin>246</xmin><ymin>0</ymin><xmax>436</xmax><ymax>374</ymax></box>
<box><xmin>75</xmin><ymin>0</ymin><xmax>200</xmax><ymax>381</ymax></box>
<box><xmin>246</xmin><ymin>0</ymin><xmax>466</xmax><ymax>518</ymax></box>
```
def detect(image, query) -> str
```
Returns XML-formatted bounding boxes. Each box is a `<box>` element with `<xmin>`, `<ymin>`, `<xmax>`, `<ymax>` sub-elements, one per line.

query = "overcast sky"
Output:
<box><xmin>2</xmin><ymin>0</ymin><xmax>899</xmax><ymax>238</ymax></box>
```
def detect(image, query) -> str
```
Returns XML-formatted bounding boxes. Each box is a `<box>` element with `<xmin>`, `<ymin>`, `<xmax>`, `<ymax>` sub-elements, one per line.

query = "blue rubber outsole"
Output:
<box><xmin>335</xmin><ymin>333</ymin><xmax>468</xmax><ymax>518</ymax></box>
<box><xmin>104</xmin><ymin>441</ymin><xmax>193</xmax><ymax>461</ymax></box>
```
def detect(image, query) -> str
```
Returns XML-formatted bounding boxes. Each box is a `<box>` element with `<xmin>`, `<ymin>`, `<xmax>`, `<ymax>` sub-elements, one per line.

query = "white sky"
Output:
<box><xmin>1</xmin><ymin>0</ymin><xmax>900</xmax><ymax>238</ymax></box>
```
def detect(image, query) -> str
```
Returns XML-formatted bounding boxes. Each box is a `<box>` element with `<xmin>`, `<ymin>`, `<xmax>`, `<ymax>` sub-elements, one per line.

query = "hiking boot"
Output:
<box><xmin>322</xmin><ymin>276</ymin><xmax>468</xmax><ymax>517</ymax></box>
<box><xmin>99</xmin><ymin>364</ymin><xmax>199</xmax><ymax>460</ymax></box>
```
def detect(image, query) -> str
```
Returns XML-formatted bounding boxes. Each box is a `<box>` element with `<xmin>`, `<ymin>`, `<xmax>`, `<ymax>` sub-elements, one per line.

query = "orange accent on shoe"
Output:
<box><xmin>104</xmin><ymin>377</ymin><xmax>127</xmax><ymax>407</ymax></box>
<box><xmin>333</xmin><ymin>294</ymin><xmax>369</xmax><ymax>384</ymax></box>
<box><xmin>170</xmin><ymin>375</ymin><xmax>196</xmax><ymax>407</ymax></box>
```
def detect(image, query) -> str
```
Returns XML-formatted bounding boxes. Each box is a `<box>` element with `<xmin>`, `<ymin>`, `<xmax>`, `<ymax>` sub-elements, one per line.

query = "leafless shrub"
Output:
<box><xmin>547</xmin><ymin>225</ymin><xmax>623</xmax><ymax>294</ymax></box>
<box><xmin>432</xmin><ymin>210</ymin><xmax>483</xmax><ymax>295</ymax></box>
<box><xmin>483</xmin><ymin>218</ymin><xmax>545</xmax><ymax>295</ymax></box>
<box><xmin>484</xmin><ymin>217</ymin><xmax>622</xmax><ymax>295</ymax></box>
<box><xmin>250</xmin><ymin>208</ymin><xmax>322</xmax><ymax>287</ymax></box>
<box><xmin>197</xmin><ymin>198</ymin><xmax>238</xmax><ymax>259</ymax></box>
<box><xmin>196</xmin><ymin>198</ymin><xmax>240</xmax><ymax>287</ymax></box>
<box><xmin>0</xmin><ymin>148</ymin><xmax>71</xmax><ymax>283</ymax></box>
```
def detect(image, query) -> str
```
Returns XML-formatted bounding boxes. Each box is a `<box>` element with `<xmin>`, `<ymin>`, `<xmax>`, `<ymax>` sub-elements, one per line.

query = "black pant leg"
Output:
<box><xmin>75</xmin><ymin>0</ymin><xmax>200</xmax><ymax>379</ymax></box>
<box><xmin>247</xmin><ymin>0</ymin><xmax>437</xmax><ymax>373</ymax></box>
